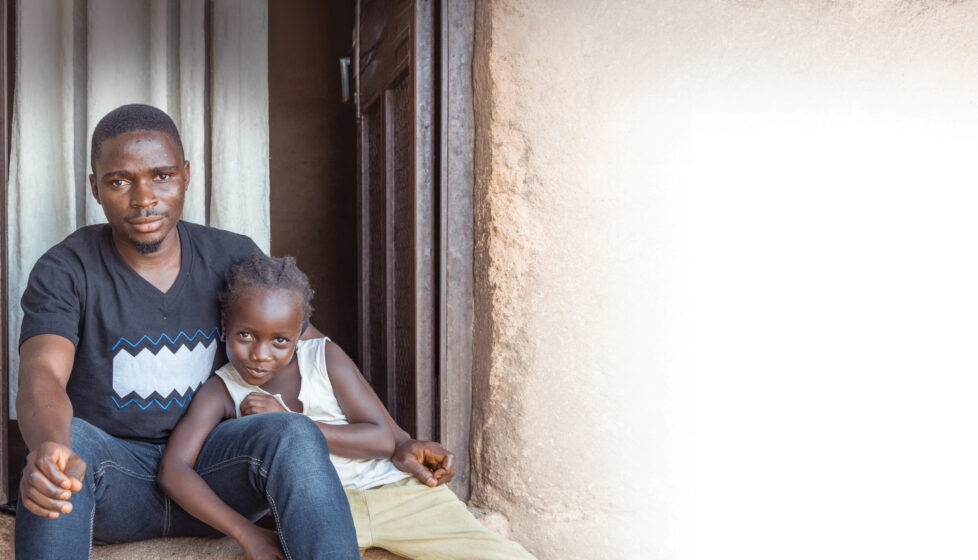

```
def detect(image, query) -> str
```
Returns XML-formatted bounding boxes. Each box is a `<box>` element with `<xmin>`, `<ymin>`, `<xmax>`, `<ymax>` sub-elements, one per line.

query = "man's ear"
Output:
<box><xmin>89</xmin><ymin>174</ymin><xmax>101</xmax><ymax>205</ymax></box>
<box><xmin>183</xmin><ymin>160</ymin><xmax>190</xmax><ymax>190</ymax></box>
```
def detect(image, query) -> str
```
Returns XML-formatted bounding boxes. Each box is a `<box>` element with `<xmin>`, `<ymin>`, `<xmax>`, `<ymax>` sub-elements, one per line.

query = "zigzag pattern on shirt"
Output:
<box><xmin>111</xmin><ymin>327</ymin><xmax>221</xmax><ymax>352</ymax></box>
<box><xmin>110</xmin><ymin>394</ymin><xmax>193</xmax><ymax>410</ymax></box>
<box><xmin>111</xmin><ymin>340</ymin><xmax>217</xmax><ymax>401</ymax></box>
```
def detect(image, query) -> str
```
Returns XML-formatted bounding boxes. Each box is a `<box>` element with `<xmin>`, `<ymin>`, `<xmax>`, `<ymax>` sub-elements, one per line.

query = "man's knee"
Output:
<box><xmin>68</xmin><ymin>417</ymin><xmax>110</xmax><ymax>456</ymax></box>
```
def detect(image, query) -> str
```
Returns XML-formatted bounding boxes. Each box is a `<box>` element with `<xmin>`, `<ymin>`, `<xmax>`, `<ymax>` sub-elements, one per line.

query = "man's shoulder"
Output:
<box><xmin>59</xmin><ymin>223</ymin><xmax>110</xmax><ymax>247</ymax></box>
<box><xmin>35</xmin><ymin>224</ymin><xmax>110</xmax><ymax>267</ymax></box>
<box><xmin>180</xmin><ymin>221</ymin><xmax>259</xmax><ymax>254</ymax></box>
<box><xmin>179</xmin><ymin>221</ymin><xmax>261</xmax><ymax>275</ymax></box>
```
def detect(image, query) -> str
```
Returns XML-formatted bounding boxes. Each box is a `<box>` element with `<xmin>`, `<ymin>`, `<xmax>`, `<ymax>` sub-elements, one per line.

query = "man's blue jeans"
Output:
<box><xmin>15</xmin><ymin>412</ymin><xmax>359</xmax><ymax>559</ymax></box>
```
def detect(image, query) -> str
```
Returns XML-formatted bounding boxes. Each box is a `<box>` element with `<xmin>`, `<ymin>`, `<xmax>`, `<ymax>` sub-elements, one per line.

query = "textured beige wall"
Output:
<box><xmin>471</xmin><ymin>1</ymin><xmax>978</xmax><ymax>559</ymax></box>
<box><xmin>471</xmin><ymin>1</ymin><xmax>685</xmax><ymax>558</ymax></box>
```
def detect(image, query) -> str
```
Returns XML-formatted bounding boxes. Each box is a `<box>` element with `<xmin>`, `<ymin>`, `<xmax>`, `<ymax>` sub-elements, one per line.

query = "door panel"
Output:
<box><xmin>355</xmin><ymin>0</ymin><xmax>437</xmax><ymax>440</ymax></box>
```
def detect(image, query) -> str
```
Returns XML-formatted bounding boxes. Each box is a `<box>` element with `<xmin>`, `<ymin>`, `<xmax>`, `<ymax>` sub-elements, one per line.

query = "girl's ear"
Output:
<box><xmin>220</xmin><ymin>317</ymin><xmax>226</xmax><ymax>342</ymax></box>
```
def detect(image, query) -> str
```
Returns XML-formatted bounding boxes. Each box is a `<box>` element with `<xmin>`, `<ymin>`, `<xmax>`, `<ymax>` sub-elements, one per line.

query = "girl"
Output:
<box><xmin>158</xmin><ymin>252</ymin><xmax>535</xmax><ymax>560</ymax></box>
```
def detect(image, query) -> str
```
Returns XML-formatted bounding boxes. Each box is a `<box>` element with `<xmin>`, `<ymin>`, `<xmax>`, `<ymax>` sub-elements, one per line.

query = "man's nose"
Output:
<box><xmin>130</xmin><ymin>178</ymin><xmax>158</xmax><ymax>208</ymax></box>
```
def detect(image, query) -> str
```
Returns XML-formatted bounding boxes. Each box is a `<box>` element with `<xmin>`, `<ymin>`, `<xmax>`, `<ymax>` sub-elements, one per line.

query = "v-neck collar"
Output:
<box><xmin>102</xmin><ymin>221</ymin><xmax>191</xmax><ymax>300</ymax></box>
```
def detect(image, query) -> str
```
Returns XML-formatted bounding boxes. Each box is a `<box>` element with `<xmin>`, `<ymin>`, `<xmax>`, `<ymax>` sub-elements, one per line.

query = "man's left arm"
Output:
<box><xmin>299</xmin><ymin>325</ymin><xmax>456</xmax><ymax>486</ymax></box>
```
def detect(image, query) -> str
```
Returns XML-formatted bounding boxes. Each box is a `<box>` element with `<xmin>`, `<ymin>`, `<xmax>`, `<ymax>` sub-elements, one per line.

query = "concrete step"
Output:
<box><xmin>0</xmin><ymin>513</ymin><xmax>405</xmax><ymax>559</ymax></box>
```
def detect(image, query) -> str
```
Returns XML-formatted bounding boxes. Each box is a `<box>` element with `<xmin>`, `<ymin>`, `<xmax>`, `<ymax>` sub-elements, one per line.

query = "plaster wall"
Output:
<box><xmin>471</xmin><ymin>1</ymin><xmax>978</xmax><ymax>559</ymax></box>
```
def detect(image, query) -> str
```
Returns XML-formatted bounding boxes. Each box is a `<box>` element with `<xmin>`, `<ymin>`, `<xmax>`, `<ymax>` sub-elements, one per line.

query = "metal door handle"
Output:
<box><xmin>339</xmin><ymin>57</ymin><xmax>351</xmax><ymax>103</ymax></box>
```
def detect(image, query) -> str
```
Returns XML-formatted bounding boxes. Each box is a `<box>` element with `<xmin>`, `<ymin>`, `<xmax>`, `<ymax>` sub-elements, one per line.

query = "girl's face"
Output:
<box><xmin>222</xmin><ymin>287</ymin><xmax>304</xmax><ymax>386</ymax></box>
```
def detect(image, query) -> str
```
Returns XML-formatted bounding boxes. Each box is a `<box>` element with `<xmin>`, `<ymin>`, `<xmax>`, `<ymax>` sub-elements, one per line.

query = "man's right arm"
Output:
<box><xmin>16</xmin><ymin>334</ymin><xmax>86</xmax><ymax>518</ymax></box>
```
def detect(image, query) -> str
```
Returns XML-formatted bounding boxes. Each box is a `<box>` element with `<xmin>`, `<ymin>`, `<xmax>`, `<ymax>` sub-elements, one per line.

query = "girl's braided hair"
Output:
<box><xmin>220</xmin><ymin>251</ymin><xmax>315</xmax><ymax>331</ymax></box>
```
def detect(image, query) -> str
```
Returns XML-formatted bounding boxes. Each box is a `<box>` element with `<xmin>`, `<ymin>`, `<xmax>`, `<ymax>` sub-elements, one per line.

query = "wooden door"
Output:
<box><xmin>354</xmin><ymin>0</ymin><xmax>437</xmax><ymax>441</ymax></box>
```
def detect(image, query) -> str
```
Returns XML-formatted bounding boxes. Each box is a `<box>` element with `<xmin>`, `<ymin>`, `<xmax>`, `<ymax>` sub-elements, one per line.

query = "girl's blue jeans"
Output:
<box><xmin>15</xmin><ymin>412</ymin><xmax>360</xmax><ymax>559</ymax></box>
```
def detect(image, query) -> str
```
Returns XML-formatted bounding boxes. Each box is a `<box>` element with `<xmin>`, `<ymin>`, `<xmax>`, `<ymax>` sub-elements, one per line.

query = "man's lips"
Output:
<box><xmin>127</xmin><ymin>216</ymin><xmax>164</xmax><ymax>232</ymax></box>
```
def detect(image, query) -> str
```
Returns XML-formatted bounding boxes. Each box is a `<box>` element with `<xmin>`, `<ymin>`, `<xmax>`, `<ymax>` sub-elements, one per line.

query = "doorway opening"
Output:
<box><xmin>268</xmin><ymin>0</ymin><xmax>359</xmax><ymax>359</ymax></box>
<box><xmin>267</xmin><ymin>0</ymin><xmax>475</xmax><ymax>498</ymax></box>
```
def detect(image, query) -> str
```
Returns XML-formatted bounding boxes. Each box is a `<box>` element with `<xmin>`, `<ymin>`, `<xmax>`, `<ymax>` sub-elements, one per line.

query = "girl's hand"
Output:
<box><xmin>392</xmin><ymin>439</ymin><xmax>456</xmax><ymax>487</ymax></box>
<box><xmin>237</xmin><ymin>525</ymin><xmax>285</xmax><ymax>560</ymax></box>
<box><xmin>239</xmin><ymin>392</ymin><xmax>287</xmax><ymax>416</ymax></box>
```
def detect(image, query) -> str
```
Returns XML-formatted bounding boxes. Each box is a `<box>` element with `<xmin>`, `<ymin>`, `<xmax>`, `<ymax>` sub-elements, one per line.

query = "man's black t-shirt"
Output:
<box><xmin>19</xmin><ymin>221</ymin><xmax>259</xmax><ymax>442</ymax></box>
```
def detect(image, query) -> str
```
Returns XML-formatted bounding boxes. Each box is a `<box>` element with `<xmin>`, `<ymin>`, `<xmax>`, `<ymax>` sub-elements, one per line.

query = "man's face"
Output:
<box><xmin>89</xmin><ymin>130</ymin><xmax>189</xmax><ymax>254</ymax></box>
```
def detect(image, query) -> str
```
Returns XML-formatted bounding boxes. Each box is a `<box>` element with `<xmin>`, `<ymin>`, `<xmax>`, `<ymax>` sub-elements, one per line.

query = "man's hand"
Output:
<box><xmin>239</xmin><ymin>393</ymin><xmax>287</xmax><ymax>417</ymax></box>
<box><xmin>236</xmin><ymin>525</ymin><xmax>285</xmax><ymax>560</ymax></box>
<box><xmin>20</xmin><ymin>441</ymin><xmax>86</xmax><ymax>518</ymax></box>
<box><xmin>392</xmin><ymin>439</ymin><xmax>455</xmax><ymax>487</ymax></box>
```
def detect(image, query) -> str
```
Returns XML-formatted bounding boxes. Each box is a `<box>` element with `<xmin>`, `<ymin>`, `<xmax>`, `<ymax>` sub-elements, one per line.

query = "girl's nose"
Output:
<box><xmin>251</xmin><ymin>344</ymin><xmax>271</xmax><ymax>362</ymax></box>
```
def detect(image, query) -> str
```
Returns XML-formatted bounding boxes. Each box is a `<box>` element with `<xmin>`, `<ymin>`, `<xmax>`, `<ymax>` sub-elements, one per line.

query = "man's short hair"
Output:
<box><xmin>90</xmin><ymin>104</ymin><xmax>184</xmax><ymax>173</ymax></box>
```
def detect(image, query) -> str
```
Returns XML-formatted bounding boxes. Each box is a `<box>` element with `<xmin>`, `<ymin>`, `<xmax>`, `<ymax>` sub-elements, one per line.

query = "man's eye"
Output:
<box><xmin>156</xmin><ymin>173</ymin><xmax>171</xmax><ymax>181</ymax></box>
<box><xmin>109</xmin><ymin>179</ymin><xmax>128</xmax><ymax>188</ymax></box>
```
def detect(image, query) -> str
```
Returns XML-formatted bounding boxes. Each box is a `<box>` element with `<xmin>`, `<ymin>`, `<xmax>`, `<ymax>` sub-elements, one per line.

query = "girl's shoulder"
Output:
<box><xmin>297</xmin><ymin>336</ymin><xmax>331</xmax><ymax>367</ymax></box>
<box><xmin>192</xmin><ymin>375</ymin><xmax>236</xmax><ymax>420</ymax></box>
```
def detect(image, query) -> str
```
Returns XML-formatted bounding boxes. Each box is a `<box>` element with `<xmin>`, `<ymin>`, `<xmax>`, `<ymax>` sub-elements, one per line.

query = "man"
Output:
<box><xmin>15</xmin><ymin>104</ymin><xmax>454</xmax><ymax>558</ymax></box>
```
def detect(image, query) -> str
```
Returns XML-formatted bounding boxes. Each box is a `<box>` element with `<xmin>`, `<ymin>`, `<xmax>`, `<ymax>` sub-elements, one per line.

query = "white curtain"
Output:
<box><xmin>7</xmin><ymin>0</ymin><xmax>270</xmax><ymax>415</ymax></box>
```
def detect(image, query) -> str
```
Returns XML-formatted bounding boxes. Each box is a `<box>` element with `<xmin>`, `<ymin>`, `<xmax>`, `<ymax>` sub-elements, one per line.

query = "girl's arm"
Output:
<box><xmin>158</xmin><ymin>377</ymin><xmax>282</xmax><ymax>559</ymax></box>
<box><xmin>304</xmin><ymin>326</ymin><xmax>455</xmax><ymax>485</ymax></box>
<box><xmin>315</xmin><ymin>340</ymin><xmax>396</xmax><ymax>460</ymax></box>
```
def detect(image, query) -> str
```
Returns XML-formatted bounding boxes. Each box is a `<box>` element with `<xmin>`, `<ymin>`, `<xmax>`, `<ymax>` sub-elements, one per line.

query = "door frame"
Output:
<box><xmin>435</xmin><ymin>0</ymin><xmax>475</xmax><ymax>501</ymax></box>
<box><xmin>1</xmin><ymin>0</ymin><xmax>11</xmax><ymax>504</ymax></box>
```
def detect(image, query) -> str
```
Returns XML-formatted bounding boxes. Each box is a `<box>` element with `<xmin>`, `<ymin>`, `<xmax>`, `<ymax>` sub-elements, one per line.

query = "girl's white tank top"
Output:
<box><xmin>214</xmin><ymin>337</ymin><xmax>411</xmax><ymax>490</ymax></box>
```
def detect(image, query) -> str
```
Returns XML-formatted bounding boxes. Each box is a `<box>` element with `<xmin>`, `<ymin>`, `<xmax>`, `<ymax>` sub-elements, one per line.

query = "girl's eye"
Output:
<box><xmin>237</xmin><ymin>332</ymin><xmax>252</xmax><ymax>340</ymax></box>
<box><xmin>274</xmin><ymin>337</ymin><xmax>289</xmax><ymax>344</ymax></box>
